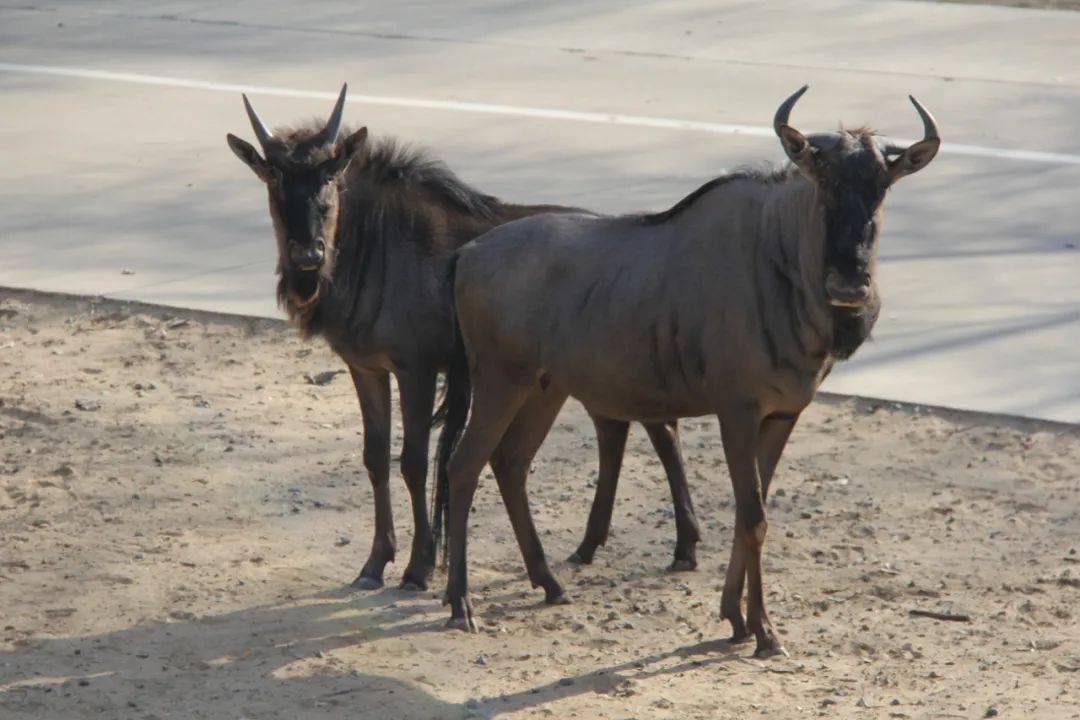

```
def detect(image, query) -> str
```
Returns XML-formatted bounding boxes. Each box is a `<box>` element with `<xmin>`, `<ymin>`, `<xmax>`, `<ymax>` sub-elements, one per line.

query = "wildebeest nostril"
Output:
<box><xmin>288</xmin><ymin>240</ymin><xmax>324</xmax><ymax>269</ymax></box>
<box><xmin>825</xmin><ymin>272</ymin><xmax>870</xmax><ymax>306</ymax></box>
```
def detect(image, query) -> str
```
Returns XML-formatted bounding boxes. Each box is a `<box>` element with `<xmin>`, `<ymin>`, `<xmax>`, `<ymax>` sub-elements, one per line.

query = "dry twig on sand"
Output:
<box><xmin>908</xmin><ymin>609</ymin><xmax>972</xmax><ymax>622</ymax></box>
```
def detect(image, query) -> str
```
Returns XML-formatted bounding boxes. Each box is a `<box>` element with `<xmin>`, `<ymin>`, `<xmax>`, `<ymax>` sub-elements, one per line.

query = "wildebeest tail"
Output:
<box><xmin>431</xmin><ymin>254</ymin><xmax>471</xmax><ymax>564</ymax></box>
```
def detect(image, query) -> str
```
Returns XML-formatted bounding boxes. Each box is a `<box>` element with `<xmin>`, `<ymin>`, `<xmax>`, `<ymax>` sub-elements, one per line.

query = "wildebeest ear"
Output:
<box><xmin>777</xmin><ymin>125</ymin><xmax>817</xmax><ymax>177</ymax></box>
<box><xmin>777</xmin><ymin>125</ymin><xmax>807</xmax><ymax>156</ymax></box>
<box><xmin>342</xmin><ymin>126</ymin><xmax>368</xmax><ymax>157</ymax></box>
<box><xmin>887</xmin><ymin>137</ymin><xmax>940</xmax><ymax>183</ymax></box>
<box><xmin>227</xmin><ymin>134</ymin><xmax>275</xmax><ymax>182</ymax></box>
<box><xmin>322</xmin><ymin>127</ymin><xmax>368</xmax><ymax>177</ymax></box>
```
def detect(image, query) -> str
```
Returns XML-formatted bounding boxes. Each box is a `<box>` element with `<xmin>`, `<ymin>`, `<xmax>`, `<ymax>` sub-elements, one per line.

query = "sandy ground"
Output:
<box><xmin>0</xmin><ymin>288</ymin><xmax>1077</xmax><ymax>720</ymax></box>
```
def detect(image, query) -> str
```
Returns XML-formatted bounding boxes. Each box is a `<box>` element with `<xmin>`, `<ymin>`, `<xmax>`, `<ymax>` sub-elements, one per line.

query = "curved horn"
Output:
<box><xmin>908</xmin><ymin>94</ymin><xmax>939</xmax><ymax>142</ymax></box>
<box><xmin>883</xmin><ymin>95</ymin><xmax>940</xmax><ymax>156</ymax></box>
<box><xmin>305</xmin><ymin>83</ymin><xmax>348</xmax><ymax>150</ymax></box>
<box><xmin>774</xmin><ymin>84</ymin><xmax>809</xmax><ymax>136</ymax></box>
<box><xmin>242</xmin><ymin>94</ymin><xmax>274</xmax><ymax>153</ymax></box>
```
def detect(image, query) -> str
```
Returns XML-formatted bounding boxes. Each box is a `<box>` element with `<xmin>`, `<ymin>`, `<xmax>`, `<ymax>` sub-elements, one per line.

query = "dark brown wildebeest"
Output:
<box><xmin>440</xmin><ymin>86</ymin><xmax>940</xmax><ymax>656</ymax></box>
<box><xmin>225</xmin><ymin>85</ymin><xmax>702</xmax><ymax>592</ymax></box>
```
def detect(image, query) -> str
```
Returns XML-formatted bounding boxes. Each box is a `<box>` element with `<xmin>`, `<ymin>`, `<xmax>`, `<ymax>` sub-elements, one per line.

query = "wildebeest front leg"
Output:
<box><xmin>444</xmin><ymin>376</ymin><xmax>530</xmax><ymax>632</ymax></box>
<box><xmin>395</xmin><ymin>369</ymin><xmax>438</xmax><ymax>591</ymax></box>
<box><xmin>491</xmin><ymin>390</ymin><xmax>570</xmax><ymax>604</ymax></box>
<box><xmin>720</xmin><ymin>414</ymin><xmax>798</xmax><ymax>641</ymax></box>
<box><xmin>719</xmin><ymin>410</ymin><xmax>784</xmax><ymax>657</ymax></box>
<box><xmin>757</xmin><ymin>415</ymin><xmax>798</xmax><ymax>499</ymax></box>
<box><xmin>350</xmin><ymin>368</ymin><xmax>395</xmax><ymax>590</ymax></box>
<box><xmin>643</xmin><ymin>421</ymin><xmax>701</xmax><ymax>571</ymax></box>
<box><xmin>569</xmin><ymin>416</ymin><xmax>629</xmax><ymax>565</ymax></box>
<box><xmin>721</xmin><ymin>416</ymin><xmax>799</xmax><ymax>643</ymax></box>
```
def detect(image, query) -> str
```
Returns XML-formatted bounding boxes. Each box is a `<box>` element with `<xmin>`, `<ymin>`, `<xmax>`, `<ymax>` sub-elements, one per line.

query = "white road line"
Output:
<box><xmin>3</xmin><ymin>61</ymin><xmax>1080</xmax><ymax>166</ymax></box>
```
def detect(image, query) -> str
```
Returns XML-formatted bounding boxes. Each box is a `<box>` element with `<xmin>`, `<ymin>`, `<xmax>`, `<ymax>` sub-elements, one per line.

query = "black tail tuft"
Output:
<box><xmin>431</xmin><ymin>254</ymin><xmax>471</xmax><ymax>565</ymax></box>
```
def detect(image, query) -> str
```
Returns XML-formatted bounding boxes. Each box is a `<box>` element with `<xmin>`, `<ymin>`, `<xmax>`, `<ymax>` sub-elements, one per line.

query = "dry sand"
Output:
<box><xmin>0</xmin><ymin>288</ymin><xmax>1077</xmax><ymax>720</ymax></box>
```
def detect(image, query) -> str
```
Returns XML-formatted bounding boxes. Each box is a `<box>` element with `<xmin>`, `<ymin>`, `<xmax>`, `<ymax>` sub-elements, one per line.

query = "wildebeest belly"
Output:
<box><xmin>538</xmin><ymin>307</ymin><xmax>717</xmax><ymax>422</ymax></box>
<box><xmin>572</xmin><ymin>383</ymin><xmax>714</xmax><ymax>423</ymax></box>
<box><xmin>323</xmin><ymin>312</ymin><xmax>453</xmax><ymax>376</ymax></box>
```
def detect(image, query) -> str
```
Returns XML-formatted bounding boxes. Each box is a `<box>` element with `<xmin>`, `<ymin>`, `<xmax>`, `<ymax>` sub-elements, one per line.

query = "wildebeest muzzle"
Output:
<box><xmin>825</xmin><ymin>271</ymin><xmax>871</xmax><ymax>308</ymax></box>
<box><xmin>288</xmin><ymin>239</ymin><xmax>326</xmax><ymax>271</ymax></box>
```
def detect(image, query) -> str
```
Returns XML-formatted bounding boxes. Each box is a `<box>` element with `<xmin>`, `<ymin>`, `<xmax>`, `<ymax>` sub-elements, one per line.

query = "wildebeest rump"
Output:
<box><xmin>441</xmin><ymin>86</ymin><xmax>940</xmax><ymax>656</ymax></box>
<box><xmin>225</xmin><ymin>86</ymin><xmax>703</xmax><ymax>592</ymax></box>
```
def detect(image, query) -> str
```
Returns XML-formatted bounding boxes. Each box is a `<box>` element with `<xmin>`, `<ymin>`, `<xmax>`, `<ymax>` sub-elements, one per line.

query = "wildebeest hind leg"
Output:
<box><xmin>349</xmin><ymin>369</ymin><xmax>396</xmax><ymax>590</ymax></box>
<box><xmin>490</xmin><ymin>390</ymin><xmax>570</xmax><ymax>605</ymax></box>
<box><xmin>396</xmin><ymin>369</ymin><xmax>438</xmax><ymax>591</ymax></box>
<box><xmin>569</xmin><ymin>416</ymin><xmax>629</xmax><ymax>565</ymax></box>
<box><xmin>643</xmin><ymin>421</ymin><xmax>700</xmax><ymax>571</ymax></box>
<box><xmin>444</xmin><ymin>375</ymin><xmax>531</xmax><ymax>631</ymax></box>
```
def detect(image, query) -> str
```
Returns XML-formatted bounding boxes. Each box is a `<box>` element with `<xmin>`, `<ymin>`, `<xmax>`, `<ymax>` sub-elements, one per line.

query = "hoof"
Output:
<box><xmin>753</xmin><ymin>642</ymin><xmax>789</xmax><ymax>659</ymax></box>
<box><xmin>399</xmin><ymin>568</ymin><xmax>430</xmax><ymax>591</ymax></box>
<box><xmin>351</xmin><ymin>575</ymin><xmax>384</xmax><ymax>591</ymax></box>
<box><xmin>667</xmin><ymin>558</ymin><xmax>698</xmax><ymax>572</ymax></box>
<box><xmin>567</xmin><ymin>550</ymin><xmax>593</xmax><ymax>565</ymax></box>
<box><xmin>446</xmin><ymin>616</ymin><xmax>479</xmax><ymax>633</ymax></box>
<box><xmin>724</xmin><ymin>615</ymin><xmax>750</xmax><ymax>644</ymax></box>
<box><xmin>545</xmin><ymin>591</ymin><xmax>572</xmax><ymax>606</ymax></box>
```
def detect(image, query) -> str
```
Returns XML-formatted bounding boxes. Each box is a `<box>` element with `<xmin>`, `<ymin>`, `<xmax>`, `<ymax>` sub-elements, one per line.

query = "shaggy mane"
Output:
<box><xmin>271</xmin><ymin>122</ymin><xmax>499</xmax><ymax>221</ymax></box>
<box><xmin>357</xmin><ymin>136</ymin><xmax>500</xmax><ymax>221</ymax></box>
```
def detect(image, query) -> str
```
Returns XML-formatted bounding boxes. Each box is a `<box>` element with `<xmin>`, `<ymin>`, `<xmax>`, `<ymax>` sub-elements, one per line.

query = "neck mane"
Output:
<box><xmin>640</xmin><ymin>165</ymin><xmax>797</xmax><ymax>226</ymax></box>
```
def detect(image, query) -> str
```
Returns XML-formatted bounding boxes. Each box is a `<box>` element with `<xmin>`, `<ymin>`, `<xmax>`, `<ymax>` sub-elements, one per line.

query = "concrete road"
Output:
<box><xmin>1</xmin><ymin>1</ymin><xmax>1078</xmax><ymax>422</ymax></box>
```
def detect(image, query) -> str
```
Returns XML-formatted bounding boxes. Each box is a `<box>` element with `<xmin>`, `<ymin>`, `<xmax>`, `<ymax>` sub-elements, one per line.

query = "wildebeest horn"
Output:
<box><xmin>305</xmin><ymin>83</ymin><xmax>348</xmax><ymax>150</ymax></box>
<box><xmin>242</xmin><ymin>94</ymin><xmax>274</xmax><ymax>153</ymax></box>
<box><xmin>908</xmin><ymin>95</ymin><xmax>939</xmax><ymax>142</ymax></box>
<box><xmin>774</xmin><ymin>84</ymin><xmax>809</xmax><ymax>136</ymax></box>
<box><xmin>884</xmin><ymin>95</ymin><xmax>940</xmax><ymax>156</ymax></box>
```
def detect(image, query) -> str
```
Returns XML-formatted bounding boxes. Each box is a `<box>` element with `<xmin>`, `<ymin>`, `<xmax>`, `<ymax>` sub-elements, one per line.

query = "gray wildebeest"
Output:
<box><xmin>225</xmin><ymin>86</ymin><xmax>703</xmax><ymax>592</ymax></box>
<box><xmin>441</xmin><ymin>86</ymin><xmax>940</xmax><ymax>656</ymax></box>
